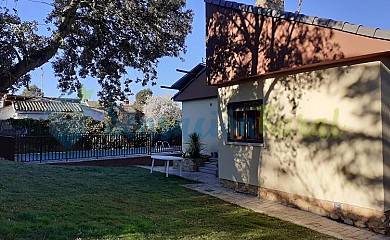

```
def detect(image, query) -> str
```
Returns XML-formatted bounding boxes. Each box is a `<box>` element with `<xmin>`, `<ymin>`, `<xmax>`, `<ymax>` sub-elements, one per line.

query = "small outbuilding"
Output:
<box><xmin>206</xmin><ymin>0</ymin><xmax>390</xmax><ymax>234</ymax></box>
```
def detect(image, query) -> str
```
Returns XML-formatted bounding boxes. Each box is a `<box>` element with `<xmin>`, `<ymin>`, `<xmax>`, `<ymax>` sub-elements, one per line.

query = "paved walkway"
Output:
<box><xmin>143</xmin><ymin>165</ymin><xmax>389</xmax><ymax>240</ymax></box>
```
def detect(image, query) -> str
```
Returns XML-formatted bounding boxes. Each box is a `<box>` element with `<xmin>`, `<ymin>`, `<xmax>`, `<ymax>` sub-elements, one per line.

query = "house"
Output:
<box><xmin>165</xmin><ymin>63</ymin><xmax>218</xmax><ymax>154</ymax></box>
<box><xmin>0</xmin><ymin>95</ymin><xmax>105</xmax><ymax>121</ymax></box>
<box><xmin>118</xmin><ymin>101</ymin><xmax>137</xmax><ymax>123</ymax></box>
<box><xmin>84</xmin><ymin>100</ymin><xmax>103</xmax><ymax>110</ymax></box>
<box><xmin>116</xmin><ymin>101</ymin><xmax>139</xmax><ymax>131</ymax></box>
<box><xmin>206</xmin><ymin>0</ymin><xmax>390</xmax><ymax>234</ymax></box>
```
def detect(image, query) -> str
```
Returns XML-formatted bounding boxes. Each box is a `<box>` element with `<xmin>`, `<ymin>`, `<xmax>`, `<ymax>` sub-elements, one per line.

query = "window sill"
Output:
<box><xmin>225</xmin><ymin>141</ymin><xmax>265</xmax><ymax>147</ymax></box>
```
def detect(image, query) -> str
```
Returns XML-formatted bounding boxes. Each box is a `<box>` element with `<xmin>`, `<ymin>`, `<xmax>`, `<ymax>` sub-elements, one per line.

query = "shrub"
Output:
<box><xmin>186</xmin><ymin>132</ymin><xmax>204</xmax><ymax>158</ymax></box>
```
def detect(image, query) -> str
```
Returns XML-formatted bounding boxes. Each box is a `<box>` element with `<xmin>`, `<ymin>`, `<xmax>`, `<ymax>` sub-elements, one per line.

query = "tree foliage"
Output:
<box><xmin>143</xmin><ymin>94</ymin><xmax>181</xmax><ymax>132</ymax></box>
<box><xmin>0</xmin><ymin>0</ymin><xmax>193</xmax><ymax>104</ymax></box>
<box><xmin>48</xmin><ymin>112</ymin><xmax>87</xmax><ymax>137</ymax></box>
<box><xmin>21</xmin><ymin>84</ymin><xmax>43</xmax><ymax>97</ymax></box>
<box><xmin>0</xmin><ymin>118</ymin><xmax>49</xmax><ymax>136</ymax></box>
<box><xmin>135</xmin><ymin>88</ymin><xmax>153</xmax><ymax>109</ymax></box>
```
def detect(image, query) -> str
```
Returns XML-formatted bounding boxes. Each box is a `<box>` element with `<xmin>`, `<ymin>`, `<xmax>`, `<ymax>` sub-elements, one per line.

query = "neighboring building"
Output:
<box><xmin>118</xmin><ymin>101</ymin><xmax>137</xmax><ymax>123</ymax></box>
<box><xmin>0</xmin><ymin>95</ymin><xmax>105</xmax><ymax>121</ymax></box>
<box><xmin>206</xmin><ymin>0</ymin><xmax>390</xmax><ymax>234</ymax></box>
<box><xmin>84</xmin><ymin>101</ymin><xmax>103</xmax><ymax>110</ymax></box>
<box><xmin>166</xmin><ymin>63</ymin><xmax>218</xmax><ymax>154</ymax></box>
<box><xmin>116</xmin><ymin>101</ymin><xmax>138</xmax><ymax>131</ymax></box>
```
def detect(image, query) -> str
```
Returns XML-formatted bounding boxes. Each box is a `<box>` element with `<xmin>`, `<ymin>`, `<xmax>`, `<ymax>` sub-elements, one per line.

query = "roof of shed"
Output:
<box><xmin>14</xmin><ymin>100</ymin><xmax>83</xmax><ymax>113</ymax></box>
<box><xmin>170</xmin><ymin>63</ymin><xmax>207</xmax><ymax>90</ymax></box>
<box><xmin>204</xmin><ymin>0</ymin><xmax>390</xmax><ymax>41</ymax></box>
<box><xmin>170</xmin><ymin>64</ymin><xmax>218</xmax><ymax>102</ymax></box>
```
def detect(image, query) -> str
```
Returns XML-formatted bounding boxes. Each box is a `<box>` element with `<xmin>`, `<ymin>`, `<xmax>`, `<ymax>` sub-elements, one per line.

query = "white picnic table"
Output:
<box><xmin>150</xmin><ymin>155</ymin><xmax>184</xmax><ymax>177</ymax></box>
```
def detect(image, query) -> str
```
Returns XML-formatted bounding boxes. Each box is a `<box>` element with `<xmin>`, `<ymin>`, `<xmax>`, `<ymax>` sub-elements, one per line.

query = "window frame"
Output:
<box><xmin>227</xmin><ymin>100</ymin><xmax>264</xmax><ymax>144</ymax></box>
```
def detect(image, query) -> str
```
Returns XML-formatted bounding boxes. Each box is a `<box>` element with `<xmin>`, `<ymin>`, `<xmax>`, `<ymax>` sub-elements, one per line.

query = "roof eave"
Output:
<box><xmin>212</xmin><ymin>51</ymin><xmax>390</xmax><ymax>87</ymax></box>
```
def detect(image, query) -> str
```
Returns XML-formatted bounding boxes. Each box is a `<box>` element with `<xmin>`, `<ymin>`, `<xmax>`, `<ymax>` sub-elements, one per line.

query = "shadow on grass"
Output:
<box><xmin>0</xmin><ymin>161</ymin><xmax>334</xmax><ymax>240</ymax></box>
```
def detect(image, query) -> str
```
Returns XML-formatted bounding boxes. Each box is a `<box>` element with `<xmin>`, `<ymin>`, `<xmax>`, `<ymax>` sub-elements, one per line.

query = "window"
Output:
<box><xmin>228</xmin><ymin>100</ymin><xmax>263</xmax><ymax>143</ymax></box>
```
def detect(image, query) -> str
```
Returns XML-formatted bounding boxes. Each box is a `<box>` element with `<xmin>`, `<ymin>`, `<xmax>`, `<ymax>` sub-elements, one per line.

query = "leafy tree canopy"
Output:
<box><xmin>134</xmin><ymin>88</ymin><xmax>153</xmax><ymax>109</ymax></box>
<box><xmin>21</xmin><ymin>84</ymin><xmax>44</xmax><ymax>97</ymax></box>
<box><xmin>143</xmin><ymin>94</ymin><xmax>181</xmax><ymax>132</ymax></box>
<box><xmin>0</xmin><ymin>0</ymin><xmax>193</xmax><ymax>105</ymax></box>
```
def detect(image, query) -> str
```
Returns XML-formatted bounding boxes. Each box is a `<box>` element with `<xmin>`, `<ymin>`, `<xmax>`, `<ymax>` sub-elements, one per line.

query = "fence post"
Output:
<box><xmin>123</xmin><ymin>135</ymin><xmax>126</xmax><ymax>157</ymax></box>
<box><xmin>40</xmin><ymin>136</ymin><xmax>42</xmax><ymax>163</ymax></box>
<box><xmin>65</xmin><ymin>136</ymin><xmax>68</xmax><ymax>161</ymax></box>
<box><xmin>96</xmin><ymin>134</ymin><xmax>100</xmax><ymax>159</ymax></box>
<box><xmin>148</xmin><ymin>132</ymin><xmax>152</xmax><ymax>155</ymax></box>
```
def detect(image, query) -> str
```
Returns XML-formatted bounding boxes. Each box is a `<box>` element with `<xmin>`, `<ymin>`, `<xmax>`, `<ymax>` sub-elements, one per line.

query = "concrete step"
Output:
<box><xmin>199</xmin><ymin>166</ymin><xmax>218</xmax><ymax>175</ymax></box>
<box><xmin>201</xmin><ymin>165</ymin><xmax>217</xmax><ymax>171</ymax></box>
<box><xmin>204</xmin><ymin>161</ymin><xmax>218</xmax><ymax>166</ymax></box>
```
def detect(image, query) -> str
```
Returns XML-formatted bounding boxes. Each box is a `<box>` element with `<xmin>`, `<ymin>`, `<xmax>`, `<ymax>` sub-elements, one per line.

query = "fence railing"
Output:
<box><xmin>13</xmin><ymin>132</ymin><xmax>182</xmax><ymax>162</ymax></box>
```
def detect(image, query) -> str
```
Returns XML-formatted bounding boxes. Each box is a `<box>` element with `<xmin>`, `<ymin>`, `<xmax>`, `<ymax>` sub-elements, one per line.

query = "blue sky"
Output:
<box><xmin>11</xmin><ymin>0</ymin><xmax>390</xmax><ymax>102</ymax></box>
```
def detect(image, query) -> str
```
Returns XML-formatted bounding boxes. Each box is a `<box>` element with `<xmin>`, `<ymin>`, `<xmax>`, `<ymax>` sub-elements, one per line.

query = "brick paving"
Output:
<box><xmin>143</xmin><ymin>165</ymin><xmax>389</xmax><ymax>240</ymax></box>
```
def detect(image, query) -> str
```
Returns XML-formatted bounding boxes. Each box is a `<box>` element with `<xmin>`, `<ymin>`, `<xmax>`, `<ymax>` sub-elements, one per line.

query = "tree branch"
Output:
<box><xmin>26</xmin><ymin>0</ymin><xmax>54</xmax><ymax>7</ymax></box>
<box><xmin>0</xmin><ymin>0</ymin><xmax>80</xmax><ymax>92</ymax></box>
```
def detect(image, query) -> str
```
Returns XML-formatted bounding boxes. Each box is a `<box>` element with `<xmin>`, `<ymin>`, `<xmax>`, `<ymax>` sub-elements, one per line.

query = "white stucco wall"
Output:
<box><xmin>80</xmin><ymin>106</ymin><xmax>105</xmax><ymax>121</ymax></box>
<box><xmin>182</xmin><ymin>98</ymin><xmax>218</xmax><ymax>154</ymax></box>
<box><xmin>0</xmin><ymin>106</ymin><xmax>105</xmax><ymax>122</ymax></box>
<box><xmin>0</xmin><ymin>106</ymin><xmax>16</xmax><ymax>120</ymax></box>
<box><xmin>14</xmin><ymin>112</ymin><xmax>50</xmax><ymax>120</ymax></box>
<box><xmin>218</xmin><ymin>61</ymin><xmax>386</xmax><ymax>211</ymax></box>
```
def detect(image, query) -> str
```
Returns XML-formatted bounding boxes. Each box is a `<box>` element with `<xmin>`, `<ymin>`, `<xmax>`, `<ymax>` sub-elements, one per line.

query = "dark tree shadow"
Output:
<box><xmin>206</xmin><ymin>5</ymin><xmax>345</xmax><ymax>85</ymax></box>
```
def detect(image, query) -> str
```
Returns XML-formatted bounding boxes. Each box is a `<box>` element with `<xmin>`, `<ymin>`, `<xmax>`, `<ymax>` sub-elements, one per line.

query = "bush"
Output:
<box><xmin>186</xmin><ymin>132</ymin><xmax>204</xmax><ymax>159</ymax></box>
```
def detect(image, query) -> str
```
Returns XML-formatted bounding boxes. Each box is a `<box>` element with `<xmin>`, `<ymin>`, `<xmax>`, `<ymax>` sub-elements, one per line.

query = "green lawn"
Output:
<box><xmin>0</xmin><ymin>160</ymin><xmax>334</xmax><ymax>240</ymax></box>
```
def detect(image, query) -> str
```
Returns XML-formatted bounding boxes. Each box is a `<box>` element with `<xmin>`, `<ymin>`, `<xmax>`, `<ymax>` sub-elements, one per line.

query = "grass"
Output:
<box><xmin>0</xmin><ymin>160</ymin><xmax>335</xmax><ymax>240</ymax></box>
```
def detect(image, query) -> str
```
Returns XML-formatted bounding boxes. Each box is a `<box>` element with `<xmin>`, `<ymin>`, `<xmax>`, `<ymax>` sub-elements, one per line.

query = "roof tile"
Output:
<box><xmin>374</xmin><ymin>29</ymin><xmax>390</xmax><ymax>40</ymax></box>
<box><xmin>357</xmin><ymin>26</ymin><xmax>377</xmax><ymax>37</ymax></box>
<box><xmin>241</xmin><ymin>4</ymin><xmax>249</xmax><ymax>12</ymax></box>
<box><xmin>225</xmin><ymin>1</ymin><xmax>233</xmax><ymax>8</ymax></box>
<box><xmin>279</xmin><ymin>12</ymin><xmax>294</xmax><ymax>21</ymax></box>
<box><xmin>312</xmin><ymin>17</ymin><xmax>331</xmax><ymax>27</ymax></box>
<box><xmin>231</xmin><ymin>2</ymin><xmax>240</xmax><ymax>10</ymax></box>
<box><xmin>327</xmin><ymin>20</ymin><xmax>345</xmax><ymax>30</ymax></box>
<box><xmin>13</xmin><ymin>100</ymin><xmax>82</xmax><ymax>113</ymax></box>
<box><xmin>247</xmin><ymin>5</ymin><xmax>254</xmax><ymax>13</ymax></box>
<box><xmin>299</xmin><ymin>15</ymin><xmax>316</xmax><ymax>25</ymax></box>
<box><xmin>258</xmin><ymin>7</ymin><xmax>268</xmax><ymax>16</ymax></box>
<box><xmin>340</xmin><ymin>23</ymin><xmax>360</xmax><ymax>34</ymax></box>
<box><xmin>270</xmin><ymin>9</ymin><xmax>282</xmax><ymax>18</ymax></box>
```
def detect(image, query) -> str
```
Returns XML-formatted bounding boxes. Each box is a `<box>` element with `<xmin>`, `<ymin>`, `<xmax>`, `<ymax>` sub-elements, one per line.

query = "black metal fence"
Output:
<box><xmin>13</xmin><ymin>132</ymin><xmax>182</xmax><ymax>162</ymax></box>
<box><xmin>0</xmin><ymin>135</ymin><xmax>15</xmax><ymax>161</ymax></box>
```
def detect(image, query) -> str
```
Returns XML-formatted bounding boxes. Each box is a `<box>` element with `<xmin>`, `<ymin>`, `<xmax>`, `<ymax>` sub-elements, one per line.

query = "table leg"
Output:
<box><xmin>150</xmin><ymin>158</ymin><xmax>155</xmax><ymax>173</ymax></box>
<box><xmin>166</xmin><ymin>160</ymin><xmax>170</xmax><ymax>177</ymax></box>
<box><xmin>179</xmin><ymin>160</ymin><xmax>182</xmax><ymax>177</ymax></box>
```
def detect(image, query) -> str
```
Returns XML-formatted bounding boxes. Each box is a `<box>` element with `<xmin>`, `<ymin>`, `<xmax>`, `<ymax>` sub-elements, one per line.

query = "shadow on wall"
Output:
<box><xmin>218</xmin><ymin>80</ymin><xmax>262</xmax><ymax>186</ymax></box>
<box><xmin>208</xmin><ymin>3</ymin><xmax>388</xmax><ymax>214</ymax></box>
<box><xmin>206</xmin><ymin>5</ymin><xmax>345</xmax><ymax>84</ymax></box>
<box><xmin>382</xmin><ymin>64</ymin><xmax>390</xmax><ymax>214</ymax></box>
<box><xmin>210</xmin><ymin>3</ymin><xmax>344</xmax><ymax>191</ymax></box>
<box><xmin>260</xmin><ymin>62</ymin><xmax>386</xmax><ymax>229</ymax></box>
